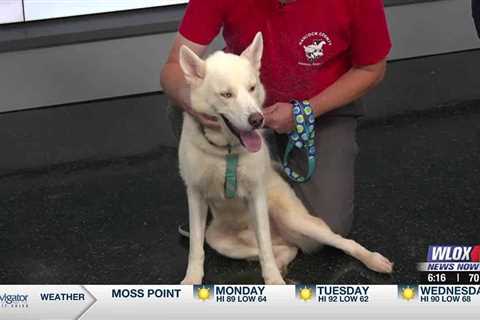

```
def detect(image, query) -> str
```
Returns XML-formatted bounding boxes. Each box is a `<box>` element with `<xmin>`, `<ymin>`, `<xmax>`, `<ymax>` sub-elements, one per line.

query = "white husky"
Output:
<box><xmin>178</xmin><ymin>33</ymin><xmax>393</xmax><ymax>285</ymax></box>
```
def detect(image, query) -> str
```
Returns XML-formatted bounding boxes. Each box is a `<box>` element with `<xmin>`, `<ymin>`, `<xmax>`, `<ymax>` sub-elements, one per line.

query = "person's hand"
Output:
<box><xmin>263</xmin><ymin>102</ymin><xmax>295</xmax><ymax>134</ymax></box>
<box><xmin>185</xmin><ymin>105</ymin><xmax>221</xmax><ymax>130</ymax></box>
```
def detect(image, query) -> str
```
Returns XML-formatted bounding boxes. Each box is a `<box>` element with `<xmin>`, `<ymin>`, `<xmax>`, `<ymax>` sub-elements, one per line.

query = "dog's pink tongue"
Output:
<box><xmin>239</xmin><ymin>131</ymin><xmax>262</xmax><ymax>153</ymax></box>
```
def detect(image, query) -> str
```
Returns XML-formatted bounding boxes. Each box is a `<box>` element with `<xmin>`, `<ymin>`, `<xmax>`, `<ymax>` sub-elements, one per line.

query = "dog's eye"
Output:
<box><xmin>249</xmin><ymin>85</ymin><xmax>256</xmax><ymax>92</ymax></box>
<box><xmin>220</xmin><ymin>91</ymin><xmax>233</xmax><ymax>99</ymax></box>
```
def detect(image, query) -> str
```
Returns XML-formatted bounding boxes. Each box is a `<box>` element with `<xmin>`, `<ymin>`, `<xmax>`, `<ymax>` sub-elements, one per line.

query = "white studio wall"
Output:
<box><xmin>0</xmin><ymin>0</ymin><xmax>188</xmax><ymax>24</ymax></box>
<box><xmin>23</xmin><ymin>0</ymin><xmax>188</xmax><ymax>21</ymax></box>
<box><xmin>0</xmin><ymin>0</ymin><xmax>24</xmax><ymax>24</ymax></box>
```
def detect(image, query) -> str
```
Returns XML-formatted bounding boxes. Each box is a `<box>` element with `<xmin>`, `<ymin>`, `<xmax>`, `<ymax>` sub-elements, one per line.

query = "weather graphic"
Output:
<box><xmin>296</xmin><ymin>285</ymin><xmax>316</xmax><ymax>302</ymax></box>
<box><xmin>398</xmin><ymin>285</ymin><xmax>418</xmax><ymax>301</ymax></box>
<box><xmin>193</xmin><ymin>285</ymin><xmax>214</xmax><ymax>301</ymax></box>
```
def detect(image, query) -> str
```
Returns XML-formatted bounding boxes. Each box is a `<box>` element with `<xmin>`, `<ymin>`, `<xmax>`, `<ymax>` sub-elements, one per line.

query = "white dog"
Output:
<box><xmin>178</xmin><ymin>33</ymin><xmax>393</xmax><ymax>285</ymax></box>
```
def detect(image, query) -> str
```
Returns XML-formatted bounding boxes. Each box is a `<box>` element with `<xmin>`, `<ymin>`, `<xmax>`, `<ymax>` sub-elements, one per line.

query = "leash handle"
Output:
<box><xmin>282</xmin><ymin>100</ymin><xmax>316</xmax><ymax>183</ymax></box>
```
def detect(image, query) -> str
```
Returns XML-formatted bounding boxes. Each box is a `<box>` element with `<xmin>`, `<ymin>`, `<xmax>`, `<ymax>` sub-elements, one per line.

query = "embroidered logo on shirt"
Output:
<box><xmin>298</xmin><ymin>32</ymin><xmax>332</xmax><ymax>66</ymax></box>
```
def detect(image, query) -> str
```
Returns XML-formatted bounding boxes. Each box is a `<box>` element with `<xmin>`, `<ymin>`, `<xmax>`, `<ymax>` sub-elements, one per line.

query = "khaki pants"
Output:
<box><xmin>167</xmin><ymin>104</ymin><xmax>358</xmax><ymax>236</ymax></box>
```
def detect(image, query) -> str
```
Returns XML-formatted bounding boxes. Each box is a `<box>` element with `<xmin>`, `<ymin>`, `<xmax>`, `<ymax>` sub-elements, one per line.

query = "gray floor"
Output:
<box><xmin>0</xmin><ymin>101</ymin><xmax>479</xmax><ymax>284</ymax></box>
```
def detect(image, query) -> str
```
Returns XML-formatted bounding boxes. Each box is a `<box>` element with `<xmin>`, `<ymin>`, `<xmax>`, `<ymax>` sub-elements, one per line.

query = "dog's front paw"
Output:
<box><xmin>181</xmin><ymin>275</ymin><xmax>203</xmax><ymax>285</ymax></box>
<box><xmin>365</xmin><ymin>252</ymin><xmax>394</xmax><ymax>274</ymax></box>
<box><xmin>263</xmin><ymin>274</ymin><xmax>286</xmax><ymax>285</ymax></box>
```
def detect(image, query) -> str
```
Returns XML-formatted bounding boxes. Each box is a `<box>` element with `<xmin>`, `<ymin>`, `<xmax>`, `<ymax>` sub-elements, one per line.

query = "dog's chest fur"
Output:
<box><xmin>181</xmin><ymin>144</ymin><xmax>269</xmax><ymax>201</ymax></box>
<box><xmin>179</xmin><ymin>119</ymin><xmax>269</xmax><ymax>201</ymax></box>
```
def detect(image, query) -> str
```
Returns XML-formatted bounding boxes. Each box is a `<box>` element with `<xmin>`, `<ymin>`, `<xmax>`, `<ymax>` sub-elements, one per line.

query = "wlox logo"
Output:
<box><xmin>0</xmin><ymin>293</ymin><xmax>29</xmax><ymax>308</ymax></box>
<box><xmin>427</xmin><ymin>245</ymin><xmax>480</xmax><ymax>262</ymax></box>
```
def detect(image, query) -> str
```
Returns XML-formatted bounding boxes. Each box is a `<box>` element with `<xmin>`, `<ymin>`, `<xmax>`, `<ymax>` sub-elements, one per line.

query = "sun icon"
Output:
<box><xmin>299</xmin><ymin>287</ymin><xmax>313</xmax><ymax>301</ymax></box>
<box><xmin>197</xmin><ymin>287</ymin><xmax>211</xmax><ymax>301</ymax></box>
<box><xmin>401</xmin><ymin>287</ymin><xmax>416</xmax><ymax>301</ymax></box>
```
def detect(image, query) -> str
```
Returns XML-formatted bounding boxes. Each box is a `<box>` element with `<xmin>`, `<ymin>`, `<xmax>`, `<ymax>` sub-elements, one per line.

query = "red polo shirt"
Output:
<box><xmin>179</xmin><ymin>0</ymin><xmax>391</xmax><ymax>107</ymax></box>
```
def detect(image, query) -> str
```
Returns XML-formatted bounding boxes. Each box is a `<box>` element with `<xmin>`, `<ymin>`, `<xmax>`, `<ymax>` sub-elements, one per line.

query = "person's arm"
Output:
<box><xmin>309</xmin><ymin>59</ymin><xmax>386</xmax><ymax>117</ymax></box>
<box><xmin>264</xmin><ymin>0</ymin><xmax>390</xmax><ymax>133</ymax></box>
<box><xmin>161</xmin><ymin>35</ymin><xmax>220</xmax><ymax>129</ymax></box>
<box><xmin>160</xmin><ymin>34</ymin><xmax>206</xmax><ymax>111</ymax></box>
<box><xmin>263</xmin><ymin>60</ymin><xmax>386</xmax><ymax>133</ymax></box>
<box><xmin>160</xmin><ymin>0</ymin><xmax>225</xmax><ymax>128</ymax></box>
<box><xmin>315</xmin><ymin>0</ymin><xmax>390</xmax><ymax>116</ymax></box>
<box><xmin>160</xmin><ymin>34</ymin><xmax>219</xmax><ymax>129</ymax></box>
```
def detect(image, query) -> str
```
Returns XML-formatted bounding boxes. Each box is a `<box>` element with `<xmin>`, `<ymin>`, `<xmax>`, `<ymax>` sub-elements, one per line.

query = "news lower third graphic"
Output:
<box><xmin>1</xmin><ymin>245</ymin><xmax>480</xmax><ymax>318</ymax></box>
<box><xmin>193</xmin><ymin>285</ymin><xmax>214</xmax><ymax>301</ymax></box>
<box><xmin>418</xmin><ymin>244</ymin><xmax>480</xmax><ymax>284</ymax></box>
<box><xmin>0</xmin><ymin>283</ymin><xmax>479</xmax><ymax>318</ymax></box>
<box><xmin>194</xmin><ymin>285</ymin><xmax>267</xmax><ymax>303</ymax></box>
<box><xmin>0</xmin><ymin>292</ymin><xmax>29</xmax><ymax>309</ymax></box>
<box><xmin>295</xmin><ymin>284</ymin><xmax>316</xmax><ymax>302</ymax></box>
<box><xmin>398</xmin><ymin>285</ymin><xmax>418</xmax><ymax>301</ymax></box>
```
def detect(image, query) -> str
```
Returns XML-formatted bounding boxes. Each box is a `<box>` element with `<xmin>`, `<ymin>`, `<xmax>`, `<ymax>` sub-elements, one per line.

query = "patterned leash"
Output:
<box><xmin>282</xmin><ymin>100</ymin><xmax>316</xmax><ymax>183</ymax></box>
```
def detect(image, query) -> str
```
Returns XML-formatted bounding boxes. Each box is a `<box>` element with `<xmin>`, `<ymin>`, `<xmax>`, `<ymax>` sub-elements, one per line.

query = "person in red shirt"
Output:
<box><xmin>161</xmin><ymin>0</ymin><xmax>391</xmax><ymax>237</ymax></box>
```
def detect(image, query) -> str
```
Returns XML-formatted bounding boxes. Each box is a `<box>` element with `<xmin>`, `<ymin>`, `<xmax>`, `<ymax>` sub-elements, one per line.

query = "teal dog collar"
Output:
<box><xmin>282</xmin><ymin>100</ymin><xmax>316</xmax><ymax>183</ymax></box>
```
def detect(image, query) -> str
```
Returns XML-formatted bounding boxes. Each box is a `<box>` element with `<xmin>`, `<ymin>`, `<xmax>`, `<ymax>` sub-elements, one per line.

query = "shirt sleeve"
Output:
<box><xmin>178</xmin><ymin>0</ymin><xmax>225</xmax><ymax>45</ymax></box>
<box><xmin>350</xmin><ymin>0</ymin><xmax>392</xmax><ymax>66</ymax></box>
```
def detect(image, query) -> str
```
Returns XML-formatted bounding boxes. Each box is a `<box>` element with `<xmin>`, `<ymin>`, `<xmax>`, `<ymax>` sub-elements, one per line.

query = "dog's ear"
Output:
<box><xmin>179</xmin><ymin>45</ymin><xmax>206</xmax><ymax>85</ymax></box>
<box><xmin>241</xmin><ymin>32</ymin><xmax>263</xmax><ymax>70</ymax></box>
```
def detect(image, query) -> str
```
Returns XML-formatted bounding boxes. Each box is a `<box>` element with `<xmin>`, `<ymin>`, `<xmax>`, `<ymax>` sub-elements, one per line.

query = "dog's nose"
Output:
<box><xmin>248</xmin><ymin>112</ymin><xmax>264</xmax><ymax>129</ymax></box>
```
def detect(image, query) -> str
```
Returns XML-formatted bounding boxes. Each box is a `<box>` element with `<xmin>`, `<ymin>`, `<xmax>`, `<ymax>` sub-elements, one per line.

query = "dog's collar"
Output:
<box><xmin>199</xmin><ymin>123</ymin><xmax>242</xmax><ymax>151</ymax></box>
<box><xmin>199</xmin><ymin>125</ymin><xmax>229</xmax><ymax>149</ymax></box>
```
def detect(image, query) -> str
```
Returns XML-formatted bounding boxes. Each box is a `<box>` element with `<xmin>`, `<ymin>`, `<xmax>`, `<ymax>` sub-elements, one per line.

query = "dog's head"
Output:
<box><xmin>179</xmin><ymin>33</ymin><xmax>266</xmax><ymax>153</ymax></box>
